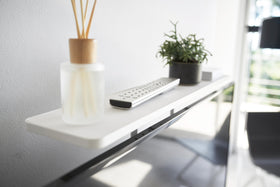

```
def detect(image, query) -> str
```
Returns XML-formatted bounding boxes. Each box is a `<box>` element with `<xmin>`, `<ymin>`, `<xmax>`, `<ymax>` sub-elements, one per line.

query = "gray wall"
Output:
<box><xmin>0</xmin><ymin>0</ymin><xmax>241</xmax><ymax>186</ymax></box>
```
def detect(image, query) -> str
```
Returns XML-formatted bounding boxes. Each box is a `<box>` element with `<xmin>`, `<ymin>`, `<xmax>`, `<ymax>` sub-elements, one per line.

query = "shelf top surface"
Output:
<box><xmin>26</xmin><ymin>76</ymin><xmax>232</xmax><ymax>148</ymax></box>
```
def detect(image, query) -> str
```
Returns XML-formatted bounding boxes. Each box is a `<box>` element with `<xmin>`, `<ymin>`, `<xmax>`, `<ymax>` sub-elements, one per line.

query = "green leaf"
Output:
<box><xmin>157</xmin><ymin>21</ymin><xmax>212</xmax><ymax>64</ymax></box>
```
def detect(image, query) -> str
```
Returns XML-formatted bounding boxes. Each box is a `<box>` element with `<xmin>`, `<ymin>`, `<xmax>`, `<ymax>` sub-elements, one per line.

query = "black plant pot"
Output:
<box><xmin>169</xmin><ymin>62</ymin><xmax>202</xmax><ymax>85</ymax></box>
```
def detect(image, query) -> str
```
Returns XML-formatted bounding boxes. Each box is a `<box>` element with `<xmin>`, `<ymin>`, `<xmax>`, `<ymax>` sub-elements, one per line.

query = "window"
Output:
<box><xmin>246</xmin><ymin>0</ymin><xmax>280</xmax><ymax>109</ymax></box>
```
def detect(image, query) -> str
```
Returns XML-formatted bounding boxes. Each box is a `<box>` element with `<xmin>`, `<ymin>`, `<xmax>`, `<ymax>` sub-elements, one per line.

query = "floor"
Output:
<box><xmin>79</xmin><ymin>135</ymin><xmax>225</xmax><ymax>187</ymax></box>
<box><xmin>77</xmin><ymin>134</ymin><xmax>280</xmax><ymax>187</ymax></box>
<box><xmin>227</xmin><ymin>148</ymin><xmax>280</xmax><ymax>187</ymax></box>
<box><xmin>76</xmin><ymin>101</ymin><xmax>280</xmax><ymax>187</ymax></box>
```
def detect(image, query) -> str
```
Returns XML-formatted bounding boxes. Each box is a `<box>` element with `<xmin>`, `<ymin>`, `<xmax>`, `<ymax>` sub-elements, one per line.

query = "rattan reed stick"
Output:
<box><xmin>81</xmin><ymin>70</ymin><xmax>89</xmax><ymax>117</ymax></box>
<box><xmin>86</xmin><ymin>0</ymin><xmax>97</xmax><ymax>38</ymax></box>
<box><xmin>80</xmin><ymin>0</ymin><xmax>86</xmax><ymax>38</ymax></box>
<box><xmin>84</xmin><ymin>0</ymin><xmax>89</xmax><ymax>22</ymax></box>
<box><xmin>70</xmin><ymin>71</ymin><xmax>78</xmax><ymax>116</ymax></box>
<box><xmin>85</xmin><ymin>72</ymin><xmax>95</xmax><ymax>113</ymax></box>
<box><xmin>71</xmin><ymin>0</ymin><xmax>81</xmax><ymax>38</ymax></box>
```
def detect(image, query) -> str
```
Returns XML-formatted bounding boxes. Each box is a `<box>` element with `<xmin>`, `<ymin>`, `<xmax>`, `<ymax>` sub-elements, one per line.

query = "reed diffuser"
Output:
<box><xmin>61</xmin><ymin>0</ymin><xmax>104</xmax><ymax>125</ymax></box>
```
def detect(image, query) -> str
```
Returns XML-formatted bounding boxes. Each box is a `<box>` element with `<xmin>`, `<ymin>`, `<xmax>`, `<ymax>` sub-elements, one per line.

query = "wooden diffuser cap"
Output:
<box><xmin>69</xmin><ymin>39</ymin><xmax>97</xmax><ymax>64</ymax></box>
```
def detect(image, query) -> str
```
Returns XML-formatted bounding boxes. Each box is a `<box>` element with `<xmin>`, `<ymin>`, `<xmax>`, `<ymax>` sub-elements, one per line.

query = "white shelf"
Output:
<box><xmin>26</xmin><ymin>76</ymin><xmax>232</xmax><ymax>149</ymax></box>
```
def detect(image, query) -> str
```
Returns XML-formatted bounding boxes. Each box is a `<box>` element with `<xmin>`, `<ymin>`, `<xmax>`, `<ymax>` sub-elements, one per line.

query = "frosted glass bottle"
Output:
<box><xmin>61</xmin><ymin>39</ymin><xmax>104</xmax><ymax>125</ymax></box>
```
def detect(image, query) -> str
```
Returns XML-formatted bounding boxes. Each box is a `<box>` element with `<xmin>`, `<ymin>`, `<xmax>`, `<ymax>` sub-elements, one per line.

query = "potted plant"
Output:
<box><xmin>157</xmin><ymin>22</ymin><xmax>212</xmax><ymax>84</ymax></box>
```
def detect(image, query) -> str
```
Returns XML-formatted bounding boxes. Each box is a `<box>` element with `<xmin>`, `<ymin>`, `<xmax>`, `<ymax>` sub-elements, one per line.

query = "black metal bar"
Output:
<box><xmin>247</xmin><ymin>26</ymin><xmax>260</xmax><ymax>32</ymax></box>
